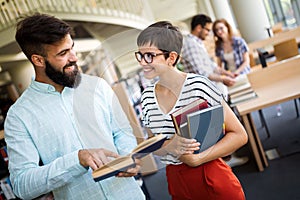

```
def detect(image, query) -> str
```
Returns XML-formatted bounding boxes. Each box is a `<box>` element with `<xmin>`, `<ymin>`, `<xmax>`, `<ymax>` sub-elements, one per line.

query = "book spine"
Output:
<box><xmin>0</xmin><ymin>147</ymin><xmax>8</xmax><ymax>167</ymax></box>
<box><xmin>170</xmin><ymin>115</ymin><xmax>181</xmax><ymax>135</ymax></box>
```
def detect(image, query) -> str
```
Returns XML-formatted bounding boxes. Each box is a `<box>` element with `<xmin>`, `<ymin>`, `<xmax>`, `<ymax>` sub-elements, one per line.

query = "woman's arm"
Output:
<box><xmin>179</xmin><ymin>100</ymin><xmax>248</xmax><ymax>167</ymax></box>
<box><xmin>217</xmin><ymin>56</ymin><xmax>223</xmax><ymax>68</ymax></box>
<box><xmin>235</xmin><ymin>51</ymin><xmax>250</xmax><ymax>75</ymax></box>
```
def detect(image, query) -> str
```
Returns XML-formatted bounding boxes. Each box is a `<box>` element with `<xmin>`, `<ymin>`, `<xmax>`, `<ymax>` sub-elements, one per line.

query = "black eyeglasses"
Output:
<box><xmin>202</xmin><ymin>25</ymin><xmax>212</xmax><ymax>32</ymax></box>
<box><xmin>215</xmin><ymin>26</ymin><xmax>225</xmax><ymax>32</ymax></box>
<box><xmin>135</xmin><ymin>51</ymin><xmax>169</xmax><ymax>64</ymax></box>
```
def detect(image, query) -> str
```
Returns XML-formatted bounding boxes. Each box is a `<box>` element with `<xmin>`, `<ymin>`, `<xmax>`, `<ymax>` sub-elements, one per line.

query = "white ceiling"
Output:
<box><xmin>148</xmin><ymin>0</ymin><xmax>198</xmax><ymax>22</ymax></box>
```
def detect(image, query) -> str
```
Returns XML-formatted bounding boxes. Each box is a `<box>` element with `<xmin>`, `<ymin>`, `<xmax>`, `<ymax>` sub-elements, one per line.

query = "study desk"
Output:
<box><xmin>234</xmin><ymin>55</ymin><xmax>300</xmax><ymax>171</ymax></box>
<box><xmin>248</xmin><ymin>26</ymin><xmax>300</xmax><ymax>62</ymax></box>
<box><xmin>248</xmin><ymin>26</ymin><xmax>300</xmax><ymax>53</ymax></box>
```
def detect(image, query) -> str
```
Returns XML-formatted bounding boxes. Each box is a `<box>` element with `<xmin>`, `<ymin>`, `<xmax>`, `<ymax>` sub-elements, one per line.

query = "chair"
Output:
<box><xmin>274</xmin><ymin>38</ymin><xmax>299</xmax><ymax>61</ymax></box>
<box><xmin>271</xmin><ymin>23</ymin><xmax>283</xmax><ymax>35</ymax></box>
<box><xmin>249</xmin><ymin>52</ymin><xmax>257</xmax><ymax>67</ymax></box>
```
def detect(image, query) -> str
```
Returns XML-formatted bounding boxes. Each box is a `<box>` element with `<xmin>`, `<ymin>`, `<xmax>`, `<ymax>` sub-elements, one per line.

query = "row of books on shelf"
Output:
<box><xmin>92</xmin><ymin>98</ymin><xmax>225</xmax><ymax>181</ymax></box>
<box><xmin>0</xmin><ymin>146</ymin><xmax>16</xmax><ymax>200</ymax></box>
<box><xmin>228</xmin><ymin>74</ymin><xmax>257</xmax><ymax>105</ymax></box>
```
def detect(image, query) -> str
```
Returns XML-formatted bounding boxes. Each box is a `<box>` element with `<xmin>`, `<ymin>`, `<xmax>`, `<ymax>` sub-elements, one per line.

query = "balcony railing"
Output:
<box><xmin>0</xmin><ymin>0</ymin><xmax>153</xmax><ymax>31</ymax></box>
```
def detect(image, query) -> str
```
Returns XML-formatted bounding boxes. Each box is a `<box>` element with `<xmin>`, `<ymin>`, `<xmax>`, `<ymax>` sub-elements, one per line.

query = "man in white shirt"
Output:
<box><xmin>181</xmin><ymin>14</ymin><xmax>236</xmax><ymax>100</ymax></box>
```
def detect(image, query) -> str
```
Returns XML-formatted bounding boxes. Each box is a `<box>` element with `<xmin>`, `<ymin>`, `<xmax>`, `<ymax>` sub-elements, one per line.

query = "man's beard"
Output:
<box><xmin>198</xmin><ymin>32</ymin><xmax>205</xmax><ymax>40</ymax></box>
<box><xmin>45</xmin><ymin>60</ymin><xmax>81</xmax><ymax>88</ymax></box>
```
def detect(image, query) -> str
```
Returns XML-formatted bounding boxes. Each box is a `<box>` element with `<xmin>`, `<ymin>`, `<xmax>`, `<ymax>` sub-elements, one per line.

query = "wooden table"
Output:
<box><xmin>248</xmin><ymin>26</ymin><xmax>300</xmax><ymax>63</ymax></box>
<box><xmin>235</xmin><ymin>55</ymin><xmax>300</xmax><ymax>171</ymax></box>
<box><xmin>248</xmin><ymin>26</ymin><xmax>300</xmax><ymax>53</ymax></box>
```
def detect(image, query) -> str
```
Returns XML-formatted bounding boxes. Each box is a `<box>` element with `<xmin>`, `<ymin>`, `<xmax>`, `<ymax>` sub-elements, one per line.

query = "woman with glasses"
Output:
<box><xmin>136</xmin><ymin>21</ymin><xmax>247</xmax><ymax>200</ymax></box>
<box><xmin>213</xmin><ymin>19</ymin><xmax>251</xmax><ymax>75</ymax></box>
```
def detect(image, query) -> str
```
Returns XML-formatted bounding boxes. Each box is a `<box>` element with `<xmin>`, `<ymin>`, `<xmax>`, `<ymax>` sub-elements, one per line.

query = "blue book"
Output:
<box><xmin>92</xmin><ymin>134</ymin><xmax>167</xmax><ymax>182</ymax></box>
<box><xmin>186</xmin><ymin>104</ymin><xmax>225</xmax><ymax>153</ymax></box>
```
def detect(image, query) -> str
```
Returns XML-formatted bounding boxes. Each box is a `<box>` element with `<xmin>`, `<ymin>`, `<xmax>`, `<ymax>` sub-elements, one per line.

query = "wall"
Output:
<box><xmin>3</xmin><ymin>61</ymin><xmax>34</xmax><ymax>94</ymax></box>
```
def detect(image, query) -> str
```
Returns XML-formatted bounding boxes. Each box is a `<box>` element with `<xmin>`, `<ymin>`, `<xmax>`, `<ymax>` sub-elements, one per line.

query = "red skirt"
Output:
<box><xmin>166</xmin><ymin>158</ymin><xmax>245</xmax><ymax>200</ymax></box>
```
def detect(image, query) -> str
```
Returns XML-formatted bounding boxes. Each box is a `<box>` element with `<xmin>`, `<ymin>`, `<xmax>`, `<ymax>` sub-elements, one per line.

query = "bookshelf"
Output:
<box><xmin>112</xmin><ymin>70</ymin><xmax>159</xmax><ymax>175</ymax></box>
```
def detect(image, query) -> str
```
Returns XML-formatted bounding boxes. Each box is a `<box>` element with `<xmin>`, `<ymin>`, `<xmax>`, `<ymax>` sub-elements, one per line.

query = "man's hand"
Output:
<box><xmin>116</xmin><ymin>158</ymin><xmax>141</xmax><ymax>178</ymax></box>
<box><xmin>78</xmin><ymin>148</ymin><xmax>119</xmax><ymax>171</ymax></box>
<box><xmin>219</xmin><ymin>67</ymin><xmax>236</xmax><ymax>78</ymax></box>
<box><xmin>222</xmin><ymin>76</ymin><xmax>236</xmax><ymax>87</ymax></box>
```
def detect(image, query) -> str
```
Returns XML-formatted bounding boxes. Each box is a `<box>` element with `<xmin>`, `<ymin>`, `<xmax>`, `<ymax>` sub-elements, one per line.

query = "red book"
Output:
<box><xmin>170</xmin><ymin>98</ymin><xmax>208</xmax><ymax>135</ymax></box>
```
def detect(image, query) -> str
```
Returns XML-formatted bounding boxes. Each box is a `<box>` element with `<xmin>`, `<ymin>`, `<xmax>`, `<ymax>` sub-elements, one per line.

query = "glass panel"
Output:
<box><xmin>264</xmin><ymin>0</ymin><xmax>300</xmax><ymax>27</ymax></box>
<box><xmin>280</xmin><ymin>0</ymin><xmax>297</xmax><ymax>28</ymax></box>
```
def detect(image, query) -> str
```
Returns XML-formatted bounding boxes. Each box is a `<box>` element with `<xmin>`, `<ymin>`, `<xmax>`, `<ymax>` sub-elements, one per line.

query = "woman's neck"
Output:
<box><xmin>158</xmin><ymin>69</ymin><xmax>186</xmax><ymax>91</ymax></box>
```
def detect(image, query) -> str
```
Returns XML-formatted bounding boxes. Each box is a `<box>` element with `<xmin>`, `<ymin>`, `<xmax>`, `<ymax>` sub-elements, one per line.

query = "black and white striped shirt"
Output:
<box><xmin>141</xmin><ymin>73</ymin><xmax>223</xmax><ymax>165</ymax></box>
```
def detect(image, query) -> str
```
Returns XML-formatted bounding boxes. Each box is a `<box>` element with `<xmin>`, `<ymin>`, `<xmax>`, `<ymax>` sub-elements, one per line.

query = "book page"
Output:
<box><xmin>132</xmin><ymin>134</ymin><xmax>166</xmax><ymax>153</ymax></box>
<box><xmin>228</xmin><ymin>74</ymin><xmax>252</xmax><ymax>95</ymax></box>
<box><xmin>230</xmin><ymin>92</ymin><xmax>257</xmax><ymax>104</ymax></box>
<box><xmin>92</xmin><ymin>155</ymin><xmax>134</xmax><ymax>178</ymax></box>
<box><xmin>230</xmin><ymin>88</ymin><xmax>254</xmax><ymax>99</ymax></box>
<box><xmin>92</xmin><ymin>134</ymin><xmax>166</xmax><ymax>181</ymax></box>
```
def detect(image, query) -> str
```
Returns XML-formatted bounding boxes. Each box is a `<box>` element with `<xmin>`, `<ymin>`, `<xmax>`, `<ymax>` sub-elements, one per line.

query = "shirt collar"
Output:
<box><xmin>31</xmin><ymin>79</ymin><xmax>61</xmax><ymax>94</ymax></box>
<box><xmin>188</xmin><ymin>33</ymin><xmax>204</xmax><ymax>44</ymax></box>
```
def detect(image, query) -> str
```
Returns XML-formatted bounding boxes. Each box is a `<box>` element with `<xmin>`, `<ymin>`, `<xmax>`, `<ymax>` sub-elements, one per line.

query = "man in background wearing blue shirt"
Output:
<box><xmin>4</xmin><ymin>13</ymin><xmax>145</xmax><ymax>200</ymax></box>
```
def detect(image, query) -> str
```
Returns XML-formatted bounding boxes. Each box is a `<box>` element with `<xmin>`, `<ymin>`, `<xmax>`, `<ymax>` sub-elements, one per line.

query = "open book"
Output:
<box><xmin>170</xmin><ymin>98</ymin><xmax>208</xmax><ymax>135</ymax></box>
<box><xmin>228</xmin><ymin>74</ymin><xmax>252</xmax><ymax>95</ymax></box>
<box><xmin>92</xmin><ymin>134</ymin><xmax>167</xmax><ymax>182</ymax></box>
<box><xmin>173</xmin><ymin>104</ymin><xmax>225</xmax><ymax>153</ymax></box>
<box><xmin>228</xmin><ymin>74</ymin><xmax>257</xmax><ymax>105</ymax></box>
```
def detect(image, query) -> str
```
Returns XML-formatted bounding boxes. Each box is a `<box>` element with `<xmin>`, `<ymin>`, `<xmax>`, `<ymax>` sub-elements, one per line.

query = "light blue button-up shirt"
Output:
<box><xmin>4</xmin><ymin>74</ymin><xmax>145</xmax><ymax>200</ymax></box>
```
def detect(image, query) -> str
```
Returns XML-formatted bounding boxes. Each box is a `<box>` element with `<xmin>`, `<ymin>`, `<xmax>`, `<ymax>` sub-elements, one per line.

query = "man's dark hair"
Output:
<box><xmin>191</xmin><ymin>14</ymin><xmax>212</xmax><ymax>31</ymax></box>
<box><xmin>15</xmin><ymin>12</ymin><xmax>74</xmax><ymax>61</ymax></box>
<box><xmin>137</xmin><ymin>21</ymin><xmax>183</xmax><ymax>55</ymax></box>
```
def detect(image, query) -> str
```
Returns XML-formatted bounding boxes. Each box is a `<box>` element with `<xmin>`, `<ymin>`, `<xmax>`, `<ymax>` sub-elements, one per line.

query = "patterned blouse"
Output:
<box><xmin>215</xmin><ymin>36</ymin><xmax>251</xmax><ymax>74</ymax></box>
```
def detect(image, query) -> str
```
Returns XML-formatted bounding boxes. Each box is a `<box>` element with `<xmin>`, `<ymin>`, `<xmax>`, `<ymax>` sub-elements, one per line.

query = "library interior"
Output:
<box><xmin>0</xmin><ymin>0</ymin><xmax>299</xmax><ymax>199</ymax></box>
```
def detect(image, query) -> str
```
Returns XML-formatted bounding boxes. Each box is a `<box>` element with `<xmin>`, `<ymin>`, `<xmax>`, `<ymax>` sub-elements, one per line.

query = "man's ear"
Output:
<box><xmin>196</xmin><ymin>24</ymin><xmax>202</xmax><ymax>32</ymax></box>
<box><xmin>31</xmin><ymin>54</ymin><xmax>45</xmax><ymax>67</ymax></box>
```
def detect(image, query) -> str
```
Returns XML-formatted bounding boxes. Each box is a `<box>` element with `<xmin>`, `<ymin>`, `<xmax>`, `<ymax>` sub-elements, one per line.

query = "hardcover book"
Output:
<box><xmin>170</xmin><ymin>98</ymin><xmax>208</xmax><ymax>135</ymax></box>
<box><xmin>92</xmin><ymin>134</ymin><xmax>167</xmax><ymax>182</ymax></box>
<box><xmin>186</xmin><ymin>104</ymin><xmax>225</xmax><ymax>153</ymax></box>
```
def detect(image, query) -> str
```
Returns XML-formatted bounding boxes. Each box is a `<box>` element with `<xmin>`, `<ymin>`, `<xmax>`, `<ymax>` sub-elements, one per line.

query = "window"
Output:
<box><xmin>264</xmin><ymin>0</ymin><xmax>300</xmax><ymax>28</ymax></box>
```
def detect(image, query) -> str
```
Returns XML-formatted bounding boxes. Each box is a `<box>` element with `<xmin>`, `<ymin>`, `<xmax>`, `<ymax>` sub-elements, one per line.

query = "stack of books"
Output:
<box><xmin>228</xmin><ymin>74</ymin><xmax>257</xmax><ymax>105</ymax></box>
<box><xmin>170</xmin><ymin>99</ymin><xmax>225</xmax><ymax>153</ymax></box>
